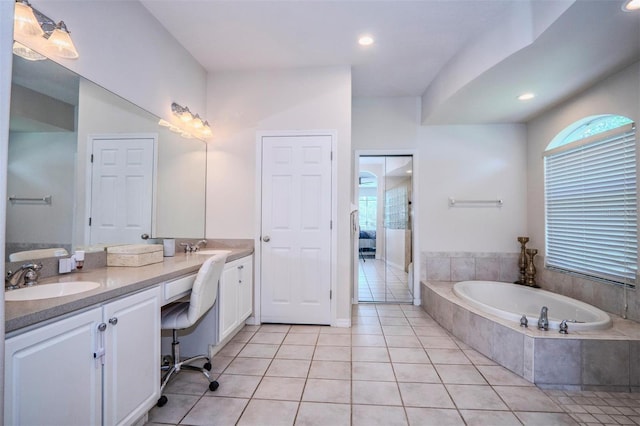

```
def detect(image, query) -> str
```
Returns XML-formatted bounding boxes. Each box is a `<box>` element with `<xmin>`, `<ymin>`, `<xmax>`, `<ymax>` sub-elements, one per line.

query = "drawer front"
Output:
<box><xmin>163</xmin><ymin>274</ymin><xmax>196</xmax><ymax>303</ymax></box>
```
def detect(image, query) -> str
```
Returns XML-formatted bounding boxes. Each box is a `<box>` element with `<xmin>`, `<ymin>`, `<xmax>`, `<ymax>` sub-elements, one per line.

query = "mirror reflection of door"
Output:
<box><xmin>358</xmin><ymin>155</ymin><xmax>413</xmax><ymax>303</ymax></box>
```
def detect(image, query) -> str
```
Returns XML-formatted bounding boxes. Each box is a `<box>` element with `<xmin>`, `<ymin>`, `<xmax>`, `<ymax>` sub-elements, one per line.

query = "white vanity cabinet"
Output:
<box><xmin>219</xmin><ymin>255</ymin><xmax>253</xmax><ymax>342</ymax></box>
<box><xmin>4</xmin><ymin>286</ymin><xmax>160</xmax><ymax>426</ymax></box>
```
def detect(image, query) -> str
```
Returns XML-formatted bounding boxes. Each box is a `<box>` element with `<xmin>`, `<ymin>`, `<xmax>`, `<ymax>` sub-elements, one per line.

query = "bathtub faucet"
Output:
<box><xmin>537</xmin><ymin>306</ymin><xmax>549</xmax><ymax>331</ymax></box>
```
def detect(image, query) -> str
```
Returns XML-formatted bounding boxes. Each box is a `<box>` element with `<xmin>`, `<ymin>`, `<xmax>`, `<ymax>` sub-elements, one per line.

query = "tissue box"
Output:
<box><xmin>107</xmin><ymin>244</ymin><xmax>164</xmax><ymax>267</ymax></box>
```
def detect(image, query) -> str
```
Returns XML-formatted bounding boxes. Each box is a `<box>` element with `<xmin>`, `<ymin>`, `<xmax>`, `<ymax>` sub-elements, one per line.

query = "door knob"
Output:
<box><xmin>141</xmin><ymin>233</ymin><xmax>149</xmax><ymax>240</ymax></box>
<box><xmin>263</xmin><ymin>236</ymin><xmax>271</xmax><ymax>242</ymax></box>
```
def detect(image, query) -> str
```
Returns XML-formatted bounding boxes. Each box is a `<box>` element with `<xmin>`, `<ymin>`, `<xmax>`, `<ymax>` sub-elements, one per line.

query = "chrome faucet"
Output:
<box><xmin>180</xmin><ymin>240</ymin><xmax>208</xmax><ymax>253</ymax></box>
<box><xmin>537</xmin><ymin>306</ymin><xmax>549</xmax><ymax>330</ymax></box>
<box><xmin>6</xmin><ymin>262</ymin><xmax>43</xmax><ymax>290</ymax></box>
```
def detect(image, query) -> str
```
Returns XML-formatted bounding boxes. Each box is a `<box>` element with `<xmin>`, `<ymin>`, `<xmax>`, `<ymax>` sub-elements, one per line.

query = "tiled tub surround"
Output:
<box><xmin>422</xmin><ymin>281</ymin><xmax>640</xmax><ymax>391</ymax></box>
<box><xmin>421</xmin><ymin>251</ymin><xmax>640</xmax><ymax>325</ymax></box>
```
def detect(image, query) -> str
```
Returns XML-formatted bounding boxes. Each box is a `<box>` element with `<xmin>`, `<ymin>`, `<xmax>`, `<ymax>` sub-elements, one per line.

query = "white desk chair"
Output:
<box><xmin>157</xmin><ymin>252</ymin><xmax>228</xmax><ymax>407</ymax></box>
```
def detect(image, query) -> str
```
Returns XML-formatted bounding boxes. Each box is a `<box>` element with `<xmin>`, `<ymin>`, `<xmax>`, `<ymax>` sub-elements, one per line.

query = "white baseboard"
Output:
<box><xmin>334</xmin><ymin>318</ymin><xmax>351</xmax><ymax>328</ymax></box>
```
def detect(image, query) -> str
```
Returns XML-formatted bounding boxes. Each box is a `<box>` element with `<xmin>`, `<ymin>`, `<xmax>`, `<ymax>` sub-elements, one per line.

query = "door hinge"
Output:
<box><xmin>88</xmin><ymin>217</ymin><xmax>92</xmax><ymax>226</ymax></box>
<box><xmin>330</xmin><ymin>220</ymin><xmax>333</xmax><ymax>230</ymax></box>
<box><xmin>330</xmin><ymin>290</ymin><xmax>332</xmax><ymax>300</ymax></box>
<box><xmin>90</xmin><ymin>154</ymin><xmax>94</xmax><ymax>163</ymax></box>
<box><xmin>330</xmin><ymin>151</ymin><xmax>333</xmax><ymax>161</ymax></box>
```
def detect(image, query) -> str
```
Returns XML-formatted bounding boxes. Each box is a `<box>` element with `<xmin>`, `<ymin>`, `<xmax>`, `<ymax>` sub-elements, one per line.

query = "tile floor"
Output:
<box><xmin>358</xmin><ymin>259</ymin><xmax>413</xmax><ymax>303</ymax></box>
<box><xmin>146</xmin><ymin>304</ymin><xmax>640</xmax><ymax>426</ymax></box>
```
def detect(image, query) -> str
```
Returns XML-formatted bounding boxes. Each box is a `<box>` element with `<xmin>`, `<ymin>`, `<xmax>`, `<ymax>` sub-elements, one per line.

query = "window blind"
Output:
<box><xmin>544</xmin><ymin>123</ymin><xmax>637</xmax><ymax>286</ymax></box>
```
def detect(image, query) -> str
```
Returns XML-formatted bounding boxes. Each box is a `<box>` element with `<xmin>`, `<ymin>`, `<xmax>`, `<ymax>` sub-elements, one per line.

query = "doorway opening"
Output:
<box><xmin>357</xmin><ymin>155</ymin><xmax>413</xmax><ymax>303</ymax></box>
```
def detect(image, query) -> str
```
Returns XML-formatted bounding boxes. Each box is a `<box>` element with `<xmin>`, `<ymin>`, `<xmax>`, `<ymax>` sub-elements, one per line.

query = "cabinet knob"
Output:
<box><xmin>108</xmin><ymin>317</ymin><xmax>118</xmax><ymax>326</ymax></box>
<box><xmin>97</xmin><ymin>322</ymin><xmax>107</xmax><ymax>332</ymax></box>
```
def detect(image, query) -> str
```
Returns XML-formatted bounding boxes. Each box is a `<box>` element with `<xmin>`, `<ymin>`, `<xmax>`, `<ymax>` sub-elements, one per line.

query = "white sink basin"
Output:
<box><xmin>195</xmin><ymin>249</ymin><xmax>232</xmax><ymax>256</ymax></box>
<box><xmin>5</xmin><ymin>281</ymin><xmax>101</xmax><ymax>302</ymax></box>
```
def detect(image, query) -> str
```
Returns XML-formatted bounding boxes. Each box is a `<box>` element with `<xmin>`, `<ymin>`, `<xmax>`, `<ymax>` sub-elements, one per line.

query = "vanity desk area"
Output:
<box><xmin>4</xmin><ymin>245</ymin><xmax>254</xmax><ymax>426</ymax></box>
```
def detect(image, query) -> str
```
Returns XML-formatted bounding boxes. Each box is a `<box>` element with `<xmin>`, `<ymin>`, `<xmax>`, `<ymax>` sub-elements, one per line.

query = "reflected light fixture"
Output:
<box><xmin>623</xmin><ymin>0</ymin><xmax>640</xmax><ymax>11</ymax></box>
<box><xmin>13</xmin><ymin>0</ymin><xmax>79</xmax><ymax>60</ymax></box>
<box><xmin>168</xmin><ymin>102</ymin><xmax>213</xmax><ymax>140</ymax></box>
<box><xmin>518</xmin><ymin>92</ymin><xmax>535</xmax><ymax>101</ymax></box>
<box><xmin>358</xmin><ymin>35</ymin><xmax>374</xmax><ymax>46</ymax></box>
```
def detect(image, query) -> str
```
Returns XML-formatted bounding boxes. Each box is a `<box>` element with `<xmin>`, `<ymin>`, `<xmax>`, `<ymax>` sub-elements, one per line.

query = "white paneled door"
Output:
<box><xmin>89</xmin><ymin>136</ymin><xmax>155</xmax><ymax>245</ymax></box>
<box><xmin>261</xmin><ymin>134</ymin><xmax>333</xmax><ymax>325</ymax></box>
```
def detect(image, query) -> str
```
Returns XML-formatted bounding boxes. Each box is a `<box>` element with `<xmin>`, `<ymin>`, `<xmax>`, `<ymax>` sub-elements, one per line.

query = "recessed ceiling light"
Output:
<box><xmin>518</xmin><ymin>93</ymin><xmax>535</xmax><ymax>101</ymax></box>
<box><xmin>358</xmin><ymin>35</ymin><xmax>374</xmax><ymax>46</ymax></box>
<box><xmin>623</xmin><ymin>0</ymin><xmax>640</xmax><ymax>11</ymax></box>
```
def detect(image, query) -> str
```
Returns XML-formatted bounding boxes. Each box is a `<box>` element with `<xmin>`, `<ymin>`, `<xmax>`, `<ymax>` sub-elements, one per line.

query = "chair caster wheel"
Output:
<box><xmin>209</xmin><ymin>381</ymin><xmax>219</xmax><ymax>391</ymax></box>
<box><xmin>157</xmin><ymin>395</ymin><xmax>168</xmax><ymax>407</ymax></box>
<box><xmin>203</xmin><ymin>362</ymin><xmax>212</xmax><ymax>371</ymax></box>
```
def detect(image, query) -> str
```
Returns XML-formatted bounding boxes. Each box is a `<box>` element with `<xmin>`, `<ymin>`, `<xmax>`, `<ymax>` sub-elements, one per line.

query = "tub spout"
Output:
<box><xmin>537</xmin><ymin>306</ymin><xmax>549</xmax><ymax>330</ymax></box>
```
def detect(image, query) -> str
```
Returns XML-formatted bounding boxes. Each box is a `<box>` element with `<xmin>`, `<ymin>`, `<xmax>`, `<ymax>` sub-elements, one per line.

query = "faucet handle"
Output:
<box><xmin>559</xmin><ymin>320</ymin><xmax>569</xmax><ymax>334</ymax></box>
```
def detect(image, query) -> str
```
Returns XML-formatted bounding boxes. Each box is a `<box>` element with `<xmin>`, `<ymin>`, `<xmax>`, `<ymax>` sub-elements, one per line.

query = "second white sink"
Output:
<box><xmin>6</xmin><ymin>281</ymin><xmax>101</xmax><ymax>302</ymax></box>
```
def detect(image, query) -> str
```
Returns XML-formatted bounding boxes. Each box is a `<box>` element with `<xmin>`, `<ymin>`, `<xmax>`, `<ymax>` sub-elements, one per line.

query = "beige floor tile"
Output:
<box><xmin>218</xmin><ymin>342</ymin><xmax>245</xmax><ymax>357</ymax></box>
<box><xmin>148</xmin><ymin>393</ymin><xmax>200</xmax><ymax>424</ymax></box>
<box><xmin>352</xmin><ymin>316</ymin><xmax>381</xmax><ymax>325</ymax></box>
<box><xmin>494</xmin><ymin>386</ymin><xmax>564</xmax><ymax>412</ymax></box>
<box><xmin>393</xmin><ymin>362</ymin><xmax>441</xmax><ymax>383</ymax></box>
<box><xmin>352</xmin><ymin>380</ymin><xmax>402</xmax><ymax>405</ymax></box>
<box><xmin>405</xmin><ymin>407</ymin><xmax>465</xmax><ymax>425</ymax></box>
<box><xmin>418</xmin><ymin>336</ymin><xmax>459</xmax><ymax>349</ymax></box>
<box><xmin>352</xmin><ymin>404</ymin><xmax>408</xmax><ymax>426</ymax></box>
<box><xmin>295</xmin><ymin>402</ymin><xmax>350</xmax><ymax>426</ymax></box>
<box><xmin>237</xmin><ymin>399</ymin><xmax>298</xmax><ymax>426</ymax></box>
<box><xmin>462</xmin><ymin>349</ymin><xmax>497</xmax><ymax>366</ymax></box>
<box><xmin>313</xmin><ymin>346</ymin><xmax>351</xmax><ymax>361</ymax></box>
<box><xmin>476</xmin><ymin>365</ymin><xmax>533</xmax><ymax>386</ymax></box>
<box><xmin>514</xmin><ymin>412</ymin><xmax>579</xmax><ymax>425</ymax></box>
<box><xmin>351</xmin><ymin>325</ymin><xmax>384</xmax><ymax>335</ymax></box>
<box><xmin>225</xmin><ymin>357</ymin><xmax>272</xmax><ymax>376</ymax></box>
<box><xmin>289</xmin><ymin>325</ymin><xmax>322</xmax><ymax>334</ymax></box>
<box><xmin>459</xmin><ymin>409</ymin><xmax>522</xmax><ymax>426</ymax></box>
<box><xmin>434</xmin><ymin>364</ymin><xmax>488</xmax><ymax>385</ymax></box>
<box><xmin>181</xmin><ymin>396</ymin><xmax>248</xmax><ymax>425</ymax></box>
<box><xmin>284</xmin><ymin>333</ymin><xmax>319</xmax><ymax>345</ymax></box>
<box><xmin>250</xmin><ymin>332</ymin><xmax>286</xmax><ymax>344</ymax></box>
<box><xmin>386</xmin><ymin>335</ymin><xmax>422</xmax><ymax>348</ymax></box>
<box><xmin>319</xmin><ymin>326</ymin><xmax>351</xmax><ymax>335</ymax></box>
<box><xmin>316</xmin><ymin>333</ymin><xmax>351</xmax><ymax>346</ymax></box>
<box><xmin>351</xmin><ymin>334</ymin><xmax>387</xmax><ymax>346</ymax></box>
<box><xmin>230</xmin><ymin>331</ymin><xmax>256</xmax><ymax>344</ymax></box>
<box><xmin>412</xmin><ymin>326</ymin><xmax>450</xmax><ymax>337</ymax></box>
<box><xmin>352</xmin><ymin>361</ymin><xmax>396</xmax><ymax>381</ymax></box>
<box><xmin>308</xmin><ymin>360</ymin><xmax>351</xmax><ymax>380</ymax></box>
<box><xmin>382</xmin><ymin>325</ymin><xmax>416</xmax><ymax>336</ymax></box>
<box><xmin>352</xmin><ymin>346</ymin><xmax>390</xmax><ymax>362</ymax></box>
<box><xmin>210</xmin><ymin>374</ymin><xmax>261</xmax><ymax>398</ymax></box>
<box><xmin>238</xmin><ymin>343</ymin><xmax>279</xmax><ymax>358</ymax></box>
<box><xmin>266</xmin><ymin>359</ymin><xmax>311</xmax><ymax>378</ymax></box>
<box><xmin>209</xmin><ymin>355</ymin><xmax>234</xmax><ymax>373</ymax></box>
<box><xmin>446</xmin><ymin>384</ymin><xmax>508</xmax><ymax>410</ymax></box>
<box><xmin>398</xmin><ymin>382</ymin><xmax>455</xmax><ymax>408</ymax></box>
<box><xmin>260</xmin><ymin>324</ymin><xmax>292</xmax><ymax>333</ymax></box>
<box><xmin>163</xmin><ymin>369</ymin><xmax>213</xmax><ymax>395</ymax></box>
<box><xmin>254</xmin><ymin>377</ymin><xmax>306</xmax><ymax>401</ymax></box>
<box><xmin>302</xmin><ymin>379</ymin><xmax>351</xmax><ymax>404</ymax></box>
<box><xmin>388</xmin><ymin>347</ymin><xmax>430</xmax><ymax>364</ymax></box>
<box><xmin>276</xmin><ymin>345</ymin><xmax>316</xmax><ymax>360</ymax></box>
<box><xmin>426</xmin><ymin>348</ymin><xmax>471</xmax><ymax>364</ymax></box>
<box><xmin>379</xmin><ymin>316</ymin><xmax>410</xmax><ymax>326</ymax></box>
<box><xmin>407</xmin><ymin>317</ymin><xmax>438</xmax><ymax>327</ymax></box>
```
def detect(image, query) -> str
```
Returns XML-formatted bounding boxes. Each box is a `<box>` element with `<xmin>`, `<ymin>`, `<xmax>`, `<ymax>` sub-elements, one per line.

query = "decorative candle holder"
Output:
<box><xmin>525</xmin><ymin>248</ymin><xmax>539</xmax><ymax>288</ymax></box>
<box><xmin>515</xmin><ymin>236</ymin><xmax>529</xmax><ymax>285</ymax></box>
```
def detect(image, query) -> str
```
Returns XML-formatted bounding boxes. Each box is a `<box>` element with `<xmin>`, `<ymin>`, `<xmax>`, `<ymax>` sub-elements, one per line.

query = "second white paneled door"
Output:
<box><xmin>260</xmin><ymin>134</ymin><xmax>332</xmax><ymax>325</ymax></box>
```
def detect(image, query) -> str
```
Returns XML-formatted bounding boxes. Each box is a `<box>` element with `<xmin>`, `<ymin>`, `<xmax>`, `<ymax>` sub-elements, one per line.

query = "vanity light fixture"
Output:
<box><xmin>170</xmin><ymin>102</ymin><xmax>213</xmax><ymax>139</ymax></box>
<box><xmin>13</xmin><ymin>0</ymin><xmax>80</xmax><ymax>60</ymax></box>
<box><xmin>623</xmin><ymin>0</ymin><xmax>640</xmax><ymax>11</ymax></box>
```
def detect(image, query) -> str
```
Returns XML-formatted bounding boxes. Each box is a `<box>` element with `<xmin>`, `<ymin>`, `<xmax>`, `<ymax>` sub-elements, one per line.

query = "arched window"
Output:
<box><xmin>544</xmin><ymin>114</ymin><xmax>637</xmax><ymax>286</ymax></box>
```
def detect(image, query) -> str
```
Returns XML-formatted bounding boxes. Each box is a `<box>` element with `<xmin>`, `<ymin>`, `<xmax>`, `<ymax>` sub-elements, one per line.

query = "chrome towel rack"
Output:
<box><xmin>8</xmin><ymin>195</ymin><xmax>52</xmax><ymax>205</ymax></box>
<box><xmin>448</xmin><ymin>197</ymin><xmax>503</xmax><ymax>207</ymax></box>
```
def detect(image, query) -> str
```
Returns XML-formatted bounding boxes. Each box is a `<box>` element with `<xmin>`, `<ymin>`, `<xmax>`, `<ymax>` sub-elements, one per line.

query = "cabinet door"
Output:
<box><xmin>238</xmin><ymin>256</ymin><xmax>253</xmax><ymax>322</ymax></box>
<box><xmin>5</xmin><ymin>308</ymin><xmax>102</xmax><ymax>426</ymax></box>
<box><xmin>103</xmin><ymin>286</ymin><xmax>161</xmax><ymax>426</ymax></box>
<box><xmin>219</xmin><ymin>262</ymin><xmax>239</xmax><ymax>341</ymax></box>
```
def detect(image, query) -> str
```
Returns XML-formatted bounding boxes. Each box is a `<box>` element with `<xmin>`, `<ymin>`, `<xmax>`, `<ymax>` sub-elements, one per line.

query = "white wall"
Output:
<box><xmin>206</xmin><ymin>66</ymin><xmax>352</xmax><ymax>323</ymax></box>
<box><xmin>352</xmin><ymin>97</ymin><xmax>420</xmax><ymax>150</ymax></box>
<box><xmin>527</xmin><ymin>61</ymin><xmax>640</xmax><ymax>252</ymax></box>
<box><xmin>18</xmin><ymin>1</ymin><xmax>207</xmax><ymax>122</ymax></box>
<box><xmin>419</xmin><ymin>124</ymin><xmax>528</xmax><ymax>252</ymax></box>
<box><xmin>6</xmin><ymin>131</ymin><xmax>76</xmax><ymax>248</ymax></box>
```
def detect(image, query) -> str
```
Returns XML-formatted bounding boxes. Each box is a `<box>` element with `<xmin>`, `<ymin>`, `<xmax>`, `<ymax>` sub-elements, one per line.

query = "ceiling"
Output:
<box><xmin>141</xmin><ymin>0</ymin><xmax>640</xmax><ymax>124</ymax></box>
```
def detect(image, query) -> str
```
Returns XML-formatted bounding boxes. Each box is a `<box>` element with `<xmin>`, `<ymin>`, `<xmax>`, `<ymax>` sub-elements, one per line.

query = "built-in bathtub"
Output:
<box><xmin>422</xmin><ymin>280</ymin><xmax>640</xmax><ymax>392</ymax></box>
<box><xmin>453</xmin><ymin>280</ymin><xmax>612</xmax><ymax>331</ymax></box>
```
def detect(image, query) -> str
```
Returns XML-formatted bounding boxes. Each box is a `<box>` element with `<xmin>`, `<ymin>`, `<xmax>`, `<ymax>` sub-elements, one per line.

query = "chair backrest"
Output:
<box><xmin>186</xmin><ymin>253</ymin><xmax>228</xmax><ymax>325</ymax></box>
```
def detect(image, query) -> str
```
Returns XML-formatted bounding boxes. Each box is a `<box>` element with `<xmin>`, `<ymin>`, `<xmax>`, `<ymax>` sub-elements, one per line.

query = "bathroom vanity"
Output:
<box><xmin>4</xmin><ymin>248</ymin><xmax>253</xmax><ymax>426</ymax></box>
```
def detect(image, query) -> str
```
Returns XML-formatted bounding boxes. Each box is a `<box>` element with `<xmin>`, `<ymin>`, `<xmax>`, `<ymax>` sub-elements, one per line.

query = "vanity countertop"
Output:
<box><xmin>5</xmin><ymin>247</ymin><xmax>253</xmax><ymax>334</ymax></box>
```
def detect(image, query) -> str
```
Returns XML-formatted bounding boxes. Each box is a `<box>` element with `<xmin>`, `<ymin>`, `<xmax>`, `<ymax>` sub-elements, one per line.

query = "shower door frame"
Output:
<box><xmin>353</xmin><ymin>149</ymin><xmax>420</xmax><ymax>306</ymax></box>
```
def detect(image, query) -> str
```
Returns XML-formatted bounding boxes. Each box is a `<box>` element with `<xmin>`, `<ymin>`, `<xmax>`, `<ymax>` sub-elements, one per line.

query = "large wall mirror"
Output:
<box><xmin>6</xmin><ymin>54</ymin><xmax>207</xmax><ymax>260</ymax></box>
